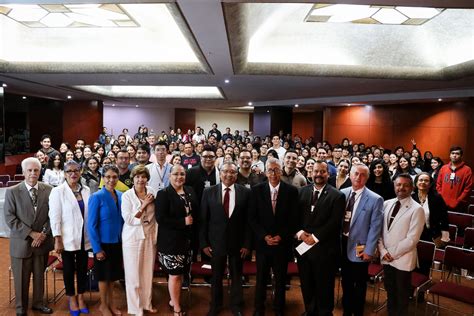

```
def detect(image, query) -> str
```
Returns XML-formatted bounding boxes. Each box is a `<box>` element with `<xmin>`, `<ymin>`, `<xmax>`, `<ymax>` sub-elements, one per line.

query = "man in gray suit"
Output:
<box><xmin>4</xmin><ymin>157</ymin><xmax>54</xmax><ymax>315</ymax></box>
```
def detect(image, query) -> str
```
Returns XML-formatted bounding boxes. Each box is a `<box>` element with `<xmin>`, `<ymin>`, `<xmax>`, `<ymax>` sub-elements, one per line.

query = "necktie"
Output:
<box><xmin>388</xmin><ymin>200</ymin><xmax>401</xmax><ymax>229</ymax></box>
<box><xmin>30</xmin><ymin>187</ymin><xmax>38</xmax><ymax>209</ymax></box>
<box><xmin>342</xmin><ymin>192</ymin><xmax>357</xmax><ymax>235</ymax></box>
<box><xmin>312</xmin><ymin>189</ymin><xmax>320</xmax><ymax>206</ymax></box>
<box><xmin>271</xmin><ymin>189</ymin><xmax>278</xmax><ymax>214</ymax></box>
<box><xmin>223</xmin><ymin>187</ymin><xmax>230</xmax><ymax>218</ymax></box>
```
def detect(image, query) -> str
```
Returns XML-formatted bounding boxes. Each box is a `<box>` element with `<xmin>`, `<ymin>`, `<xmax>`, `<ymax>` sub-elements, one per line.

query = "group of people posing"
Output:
<box><xmin>5</xmin><ymin>124</ymin><xmax>473</xmax><ymax>316</ymax></box>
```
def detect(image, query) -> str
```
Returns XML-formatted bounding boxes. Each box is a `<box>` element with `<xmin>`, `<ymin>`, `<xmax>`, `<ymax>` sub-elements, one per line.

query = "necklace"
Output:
<box><xmin>418</xmin><ymin>192</ymin><xmax>427</xmax><ymax>205</ymax></box>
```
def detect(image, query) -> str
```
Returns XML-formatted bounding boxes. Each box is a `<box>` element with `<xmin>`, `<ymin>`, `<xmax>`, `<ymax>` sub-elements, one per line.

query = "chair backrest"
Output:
<box><xmin>13</xmin><ymin>174</ymin><xmax>25</xmax><ymax>181</ymax></box>
<box><xmin>448</xmin><ymin>224</ymin><xmax>458</xmax><ymax>242</ymax></box>
<box><xmin>464</xmin><ymin>227</ymin><xmax>474</xmax><ymax>250</ymax></box>
<box><xmin>417</xmin><ymin>240</ymin><xmax>435</xmax><ymax>266</ymax></box>
<box><xmin>469</xmin><ymin>204</ymin><xmax>474</xmax><ymax>215</ymax></box>
<box><xmin>6</xmin><ymin>180</ymin><xmax>21</xmax><ymax>187</ymax></box>
<box><xmin>448</xmin><ymin>211</ymin><xmax>474</xmax><ymax>236</ymax></box>
<box><xmin>0</xmin><ymin>174</ymin><xmax>11</xmax><ymax>185</ymax></box>
<box><xmin>0</xmin><ymin>182</ymin><xmax>3</xmax><ymax>188</ymax></box>
<box><xmin>443</xmin><ymin>246</ymin><xmax>474</xmax><ymax>272</ymax></box>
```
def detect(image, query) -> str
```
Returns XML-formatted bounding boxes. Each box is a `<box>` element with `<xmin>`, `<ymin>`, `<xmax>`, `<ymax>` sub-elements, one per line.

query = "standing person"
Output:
<box><xmin>43</xmin><ymin>153</ymin><xmax>65</xmax><ymax>187</ymax></box>
<box><xmin>436</xmin><ymin>146</ymin><xmax>473</xmax><ymax>213</ymax></box>
<box><xmin>156</xmin><ymin>164</ymin><xmax>198</xmax><ymax>316</ymax></box>
<box><xmin>181</xmin><ymin>142</ymin><xmax>201</xmax><ymax>169</ymax></box>
<box><xmin>4</xmin><ymin>157</ymin><xmax>54</xmax><ymax>316</ymax></box>
<box><xmin>328</xmin><ymin>159</ymin><xmax>352</xmax><ymax>190</ymax></box>
<box><xmin>88</xmin><ymin>165</ymin><xmax>124</xmax><ymax>316</ymax></box>
<box><xmin>146</xmin><ymin>141</ymin><xmax>172</xmax><ymax>192</ymax></box>
<box><xmin>378</xmin><ymin>174</ymin><xmax>425</xmax><ymax>316</ymax></box>
<box><xmin>269</xmin><ymin>135</ymin><xmax>286</xmax><ymax>162</ymax></box>
<box><xmin>366</xmin><ymin>159</ymin><xmax>396</xmax><ymax>201</ymax></box>
<box><xmin>208</xmin><ymin>123</ymin><xmax>222</xmax><ymax>142</ymax></box>
<box><xmin>237</xmin><ymin>149</ymin><xmax>266</xmax><ymax>188</ymax></box>
<box><xmin>249</xmin><ymin>158</ymin><xmax>299</xmax><ymax>316</ymax></box>
<box><xmin>121</xmin><ymin>166</ymin><xmax>158</xmax><ymax>316</ymax></box>
<box><xmin>296</xmin><ymin>160</ymin><xmax>346</xmax><ymax>316</ymax></box>
<box><xmin>82</xmin><ymin>157</ymin><xmax>101</xmax><ymax>194</ymax></box>
<box><xmin>280</xmin><ymin>149</ymin><xmax>307</xmax><ymax>188</ymax></box>
<box><xmin>49</xmin><ymin>161</ymin><xmax>91</xmax><ymax>315</ymax></box>
<box><xmin>200</xmin><ymin>162</ymin><xmax>252</xmax><ymax>316</ymax></box>
<box><xmin>129</xmin><ymin>144</ymin><xmax>152</xmax><ymax>169</ymax></box>
<box><xmin>340</xmin><ymin>163</ymin><xmax>384</xmax><ymax>316</ymax></box>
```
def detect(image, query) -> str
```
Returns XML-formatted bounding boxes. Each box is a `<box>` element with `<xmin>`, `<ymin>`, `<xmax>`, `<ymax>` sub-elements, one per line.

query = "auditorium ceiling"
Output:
<box><xmin>0</xmin><ymin>0</ymin><xmax>473</xmax><ymax>109</ymax></box>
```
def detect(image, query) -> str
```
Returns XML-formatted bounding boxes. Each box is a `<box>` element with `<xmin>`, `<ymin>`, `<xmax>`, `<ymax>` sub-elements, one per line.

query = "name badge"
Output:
<box><xmin>450</xmin><ymin>172</ymin><xmax>456</xmax><ymax>180</ymax></box>
<box><xmin>204</xmin><ymin>180</ymin><xmax>211</xmax><ymax>188</ymax></box>
<box><xmin>158</xmin><ymin>183</ymin><xmax>164</xmax><ymax>190</ymax></box>
<box><xmin>188</xmin><ymin>164</ymin><xmax>192</xmax><ymax>170</ymax></box>
<box><xmin>344</xmin><ymin>211</ymin><xmax>351</xmax><ymax>222</ymax></box>
<box><xmin>245</xmin><ymin>184</ymin><xmax>251</xmax><ymax>189</ymax></box>
<box><xmin>311</xmin><ymin>205</ymin><xmax>315</xmax><ymax>213</ymax></box>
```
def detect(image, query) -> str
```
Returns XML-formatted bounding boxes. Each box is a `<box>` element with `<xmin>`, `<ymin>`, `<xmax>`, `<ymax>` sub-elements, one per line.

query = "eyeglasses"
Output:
<box><xmin>65</xmin><ymin>169</ymin><xmax>80</xmax><ymax>174</ymax></box>
<box><xmin>104</xmin><ymin>175</ymin><xmax>118</xmax><ymax>180</ymax></box>
<box><xmin>266</xmin><ymin>168</ymin><xmax>281</xmax><ymax>174</ymax></box>
<box><xmin>221</xmin><ymin>170</ymin><xmax>237</xmax><ymax>175</ymax></box>
<box><xmin>171</xmin><ymin>172</ymin><xmax>186</xmax><ymax>176</ymax></box>
<box><xmin>202</xmin><ymin>155</ymin><xmax>216</xmax><ymax>160</ymax></box>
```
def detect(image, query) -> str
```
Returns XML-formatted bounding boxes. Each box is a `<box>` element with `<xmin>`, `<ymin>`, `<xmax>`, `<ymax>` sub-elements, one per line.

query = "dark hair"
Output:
<box><xmin>414</xmin><ymin>172</ymin><xmax>434</xmax><ymax>192</ymax></box>
<box><xmin>267</xmin><ymin>149</ymin><xmax>279</xmax><ymax>160</ymax></box>
<box><xmin>449</xmin><ymin>146</ymin><xmax>463</xmax><ymax>156</ymax></box>
<box><xmin>84</xmin><ymin>157</ymin><xmax>100</xmax><ymax>172</ymax></box>
<box><xmin>117</xmin><ymin>149</ymin><xmax>129</xmax><ymax>156</ymax></box>
<box><xmin>202</xmin><ymin>144</ymin><xmax>215</xmax><ymax>153</ymax></box>
<box><xmin>337</xmin><ymin>158</ymin><xmax>351</xmax><ymax>167</ymax></box>
<box><xmin>367</xmin><ymin>159</ymin><xmax>391</xmax><ymax>186</ymax></box>
<box><xmin>136</xmin><ymin>144</ymin><xmax>150</xmax><ymax>155</ymax></box>
<box><xmin>431</xmin><ymin>156</ymin><xmax>444</xmax><ymax>170</ymax></box>
<box><xmin>41</xmin><ymin>134</ymin><xmax>51</xmax><ymax>142</ymax></box>
<box><xmin>103</xmin><ymin>164</ymin><xmax>119</xmax><ymax>175</ymax></box>
<box><xmin>239</xmin><ymin>149</ymin><xmax>251</xmax><ymax>157</ymax></box>
<box><xmin>47</xmin><ymin>153</ymin><xmax>64</xmax><ymax>170</ymax></box>
<box><xmin>284</xmin><ymin>149</ymin><xmax>298</xmax><ymax>157</ymax></box>
<box><xmin>394</xmin><ymin>173</ymin><xmax>414</xmax><ymax>186</ymax></box>
<box><xmin>118</xmin><ymin>134</ymin><xmax>126</xmax><ymax>139</ymax></box>
<box><xmin>153</xmin><ymin>141</ymin><xmax>167</xmax><ymax>149</ymax></box>
<box><xmin>317</xmin><ymin>147</ymin><xmax>327</xmax><ymax>153</ymax></box>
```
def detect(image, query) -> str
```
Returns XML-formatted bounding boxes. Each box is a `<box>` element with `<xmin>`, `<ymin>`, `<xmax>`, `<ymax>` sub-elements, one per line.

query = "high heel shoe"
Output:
<box><xmin>79</xmin><ymin>307</ymin><xmax>90</xmax><ymax>314</ymax></box>
<box><xmin>68</xmin><ymin>302</ymin><xmax>80</xmax><ymax>316</ymax></box>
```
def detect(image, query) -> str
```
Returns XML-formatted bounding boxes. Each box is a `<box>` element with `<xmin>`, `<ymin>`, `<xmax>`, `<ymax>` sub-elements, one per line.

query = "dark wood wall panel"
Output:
<box><xmin>174</xmin><ymin>108</ymin><xmax>196</xmax><ymax>134</ymax></box>
<box><xmin>62</xmin><ymin>100</ymin><xmax>103</xmax><ymax>145</ymax></box>
<box><xmin>323</xmin><ymin>100</ymin><xmax>474</xmax><ymax>165</ymax></box>
<box><xmin>29</xmin><ymin>99</ymin><xmax>63</xmax><ymax>151</ymax></box>
<box><xmin>292</xmin><ymin>110</ymin><xmax>323</xmax><ymax>141</ymax></box>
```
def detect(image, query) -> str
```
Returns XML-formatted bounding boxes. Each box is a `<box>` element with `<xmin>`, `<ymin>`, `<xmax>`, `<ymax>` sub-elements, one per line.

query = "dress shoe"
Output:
<box><xmin>32</xmin><ymin>306</ymin><xmax>53</xmax><ymax>314</ymax></box>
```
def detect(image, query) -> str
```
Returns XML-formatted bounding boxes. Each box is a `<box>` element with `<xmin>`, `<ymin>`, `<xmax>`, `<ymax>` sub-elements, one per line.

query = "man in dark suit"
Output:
<box><xmin>200</xmin><ymin>161</ymin><xmax>251</xmax><ymax>316</ymax></box>
<box><xmin>340</xmin><ymin>163</ymin><xmax>384</xmax><ymax>316</ymax></box>
<box><xmin>4</xmin><ymin>157</ymin><xmax>54</xmax><ymax>315</ymax></box>
<box><xmin>249</xmin><ymin>157</ymin><xmax>299</xmax><ymax>316</ymax></box>
<box><xmin>296</xmin><ymin>160</ymin><xmax>346</xmax><ymax>316</ymax></box>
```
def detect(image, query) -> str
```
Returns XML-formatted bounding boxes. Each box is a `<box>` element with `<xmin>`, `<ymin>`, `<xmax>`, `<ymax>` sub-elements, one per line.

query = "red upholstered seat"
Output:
<box><xmin>368</xmin><ymin>262</ymin><xmax>383</xmax><ymax>277</ymax></box>
<box><xmin>434</xmin><ymin>249</ymin><xmax>444</xmax><ymax>262</ymax></box>
<box><xmin>287</xmin><ymin>262</ymin><xmax>298</xmax><ymax>275</ymax></box>
<box><xmin>411</xmin><ymin>272</ymin><xmax>429</xmax><ymax>287</ymax></box>
<box><xmin>428</xmin><ymin>281</ymin><xmax>474</xmax><ymax>305</ymax></box>
<box><xmin>242</xmin><ymin>261</ymin><xmax>257</xmax><ymax>275</ymax></box>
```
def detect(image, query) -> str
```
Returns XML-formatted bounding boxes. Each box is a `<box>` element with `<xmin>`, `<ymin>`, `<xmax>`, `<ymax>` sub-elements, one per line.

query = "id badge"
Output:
<box><xmin>188</xmin><ymin>164</ymin><xmax>192</xmax><ymax>170</ymax></box>
<box><xmin>450</xmin><ymin>172</ymin><xmax>455</xmax><ymax>180</ymax></box>
<box><xmin>356</xmin><ymin>244</ymin><xmax>365</xmax><ymax>257</ymax></box>
<box><xmin>245</xmin><ymin>184</ymin><xmax>251</xmax><ymax>189</ymax></box>
<box><xmin>158</xmin><ymin>183</ymin><xmax>164</xmax><ymax>190</ymax></box>
<box><xmin>204</xmin><ymin>180</ymin><xmax>211</xmax><ymax>188</ymax></box>
<box><xmin>311</xmin><ymin>205</ymin><xmax>315</xmax><ymax>213</ymax></box>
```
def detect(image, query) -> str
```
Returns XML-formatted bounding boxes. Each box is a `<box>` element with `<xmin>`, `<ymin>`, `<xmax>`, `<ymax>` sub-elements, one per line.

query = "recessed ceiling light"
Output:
<box><xmin>112</xmin><ymin>104</ymin><xmax>115</xmax><ymax>107</ymax></box>
<box><xmin>248</xmin><ymin>102</ymin><xmax>253</xmax><ymax>106</ymax></box>
<box><xmin>294</xmin><ymin>104</ymin><xmax>299</xmax><ymax>108</ymax></box>
<box><xmin>224</xmin><ymin>79</ymin><xmax>230</xmax><ymax>84</ymax></box>
<box><xmin>2</xmin><ymin>83</ymin><xmax>7</xmax><ymax>87</ymax></box>
<box><xmin>438</xmin><ymin>98</ymin><xmax>443</xmax><ymax>101</ymax></box>
<box><xmin>347</xmin><ymin>103</ymin><xmax>351</xmax><ymax>106</ymax></box>
<box><xmin>22</xmin><ymin>96</ymin><xmax>27</xmax><ymax>99</ymax></box>
<box><xmin>67</xmin><ymin>95</ymin><xmax>72</xmax><ymax>99</ymax></box>
<box><xmin>71</xmin><ymin>85</ymin><xmax>224</xmax><ymax>99</ymax></box>
<box><xmin>135</xmin><ymin>104</ymin><xmax>139</xmax><ymax>108</ymax></box>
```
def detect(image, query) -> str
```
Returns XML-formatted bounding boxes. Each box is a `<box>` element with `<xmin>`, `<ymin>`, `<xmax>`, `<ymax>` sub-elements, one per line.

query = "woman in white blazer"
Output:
<box><xmin>49</xmin><ymin>160</ymin><xmax>91</xmax><ymax>315</ymax></box>
<box><xmin>121</xmin><ymin>165</ymin><xmax>158</xmax><ymax>316</ymax></box>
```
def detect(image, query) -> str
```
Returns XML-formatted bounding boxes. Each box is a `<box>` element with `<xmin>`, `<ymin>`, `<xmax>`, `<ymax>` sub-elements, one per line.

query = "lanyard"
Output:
<box><xmin>155</xmin><ymin>162</ymin><xmax>169</xmax><ymax>184</ymax></box>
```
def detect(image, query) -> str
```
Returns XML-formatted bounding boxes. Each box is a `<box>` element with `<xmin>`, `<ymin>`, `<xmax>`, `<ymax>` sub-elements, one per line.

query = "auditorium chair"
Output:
<box><xmin>411</xmin><ymin>240</ymin><xmax>435</xmax><ymax>315</ymax></box>
<box><xmin>463</xmin><ymin>227</ymin><xmax>474</xmax><ymax>250</ymax></box>
<box><xmin>13</xmin><ymin>174</ymin><xmax>25</xmax><ymax>181</ymax></box>
<box><xmin>448</xmin><ymin>211</ymin><xmax>474</xmax><ymax>246</ymax></box>
<box><xmin>426</xmin><ymin>246</ymin><xmax>474</xmax><ymax>315</ymax></box>
<box><xmin>6</xmin><ymin>180</ymin><xmax>20</xmax><ymax>187</ymax></box>
<box><xmin>433</xmin><ymin>224</ymin><xmax>458</xmax><ymax>272</ymax></box>
<box><xmin>0</xmin><ymin>174</ymin><xmax>10</xmax><ymax>186</ymax></box>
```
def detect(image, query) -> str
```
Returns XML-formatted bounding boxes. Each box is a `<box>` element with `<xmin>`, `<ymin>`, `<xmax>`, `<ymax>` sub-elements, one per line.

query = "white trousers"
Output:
<box><xmin>123</xmin><ymin>236</ymin><xmax>156</xmax><ymax>316</ymax></box>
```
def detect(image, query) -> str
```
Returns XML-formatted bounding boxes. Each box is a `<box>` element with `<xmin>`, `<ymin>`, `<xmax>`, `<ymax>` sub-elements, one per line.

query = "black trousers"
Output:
<box><xmin>297</xmin><ymin>253</ymin><xmax>336</xmax><ymax>316</ymax></box>
<box><xmin>209</xmin><ymin>253</ymin><xmax>243</xmax><ymax>313</ymax></box>
<box><xmin>62</xmin><ymin>249</ymin><xmax>89</xmax><ymax>296</ymax></box>
<box><xmin>383</xmin><ymin>265</ymin><xmax>411</xmax><ymax>316</ymax></box>
<box><xmin>341</xmin><ymin>237</ymin><xmax>369</xmax><ymax>316</ymax></box>
<box><xmin>254</xmin><ymin>250</ymin><xmax>288</xmax><ymax>313</ymax></box>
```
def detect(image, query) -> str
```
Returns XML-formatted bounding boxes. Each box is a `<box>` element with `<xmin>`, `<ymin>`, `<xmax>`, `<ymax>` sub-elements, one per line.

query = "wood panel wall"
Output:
<box><xmin>322</xmin><ymin>100</ymin><xmax>474</xmax><ymax>165</ymax></box>
<box><xmin>292</xmin><ymin>110</ymin><xmax>323</xmax><ymax>141</ymax></box>
<box><xmin>62</xmin><ymin>100</ymin><xmax>103</xmax><ymax>145</ymax></box>
<box><xmin>174</xmin><ymin>108</ymin><xmax>196</xmax><ymax>134</ymax></box>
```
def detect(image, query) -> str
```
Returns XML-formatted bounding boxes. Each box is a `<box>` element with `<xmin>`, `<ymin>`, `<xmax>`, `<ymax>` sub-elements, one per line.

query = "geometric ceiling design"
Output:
<box><xmin>224</xmin><ymin>3</ymin><xmax>474</xmax><ymax>80</ymax></box>
<box><xmin>0</xmin><ymin>3</ymin><xmax>210</xmax><ymax>74</ymax></box>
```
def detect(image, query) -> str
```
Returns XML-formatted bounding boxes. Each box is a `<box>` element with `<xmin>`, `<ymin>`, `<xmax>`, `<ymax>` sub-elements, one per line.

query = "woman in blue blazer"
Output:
<box><xmin>88</xmin><ymin>165</ymin><xmax>124</xmax><ymax>316</ymax></box>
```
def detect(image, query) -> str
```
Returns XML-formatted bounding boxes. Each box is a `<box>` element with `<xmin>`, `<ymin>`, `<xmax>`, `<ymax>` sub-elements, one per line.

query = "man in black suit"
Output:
<box><xmin>296</xmin><ymin>160</ymin><xmax>346</xmax><ymax>316</ymax></box>
<box><xmin>200</xmin><ymin>161</ymin><xmax>251</xmax><ymax>316</ymax></box>
<box><xmin>249</xmin><ymin>157</ymin><xmax>299</xmax><ymax>316</ymax></box>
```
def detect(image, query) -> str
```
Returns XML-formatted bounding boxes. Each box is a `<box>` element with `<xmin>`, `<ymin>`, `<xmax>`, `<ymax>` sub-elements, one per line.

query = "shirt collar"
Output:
<box><xmin>397</xmin><ymin>195</ymin><xmax>412</xmax><ymax>206</ymax></box>
<box><xmin>313</xmin><ymin>184</ymin><xmax>326</xmax><ymax>193</ymax></box>
<box><xmin>269</xmin><ymin>182</ymin><xmax>280</xmax><ymax>192</ymax></box>
<box><xmin>222</xmin><ymin>183</ymin><xmax>235</xmax><ymax>192</ymax></box>
<box><xmin>24</xmin><ymin>182</ymin><xmax>39</xmax><ymax>191</ymax></box>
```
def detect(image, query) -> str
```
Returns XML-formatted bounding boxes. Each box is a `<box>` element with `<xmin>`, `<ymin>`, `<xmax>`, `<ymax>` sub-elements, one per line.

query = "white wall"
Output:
<box><xmin>195</xmin><ymin>110</ymin><xmax>250</xmax><ymax>134</ymax></box>
<box><xmin>104</xmin><ymin>106</ymin><xmax>174</xmax><ymax>137</ymax></box>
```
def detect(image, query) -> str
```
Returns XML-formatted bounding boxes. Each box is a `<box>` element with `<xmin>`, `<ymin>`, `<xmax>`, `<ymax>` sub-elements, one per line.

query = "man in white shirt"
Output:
<box><xmin>269</xmin><ymin>135</ymin><xmax>286</xmax><ymax>162</ymax></box>
<box><xmin>146</xmin><ymin>141</ymin><xmax>172</xmax><ymax>192</ymax></box>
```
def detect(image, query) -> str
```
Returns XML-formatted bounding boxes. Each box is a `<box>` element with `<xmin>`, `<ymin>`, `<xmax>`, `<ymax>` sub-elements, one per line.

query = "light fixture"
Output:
<box><xmin>248</xmin><ymin>102</ymin><xmax>253</xmax><ymax>106</ymax></box>
<box><xmin>67</xmin><ymin>95</ymin><xmax>72</xmax><ymax>99</ymax></box>
<box><xmin>40</xmin><ymin>13</ymin><xmax>73</xmax><ymax>27</ymax></box>
<box><xmin>306</xmin><ymin>4</ymin><xmax>444</xmax><ymax>25</ymax></box>
<box><xmin>135</xmin><ymin>104</ymin><xmax>139</xmax><ymax>108</ymax></box>
<box><xmin>71</xmin><ymin>85</ymin><xmax>224</xmax><ymax>99</ymax></box>
<box><xmin>22</xmin><ymin>96</ymin><xmax>27</xmax><ymax>99</ymax></box>
<box><xmin>294</xmin><ymin>104</ymin><xmax>299</xmax><ymax>108</ymax></box>
<box><xmin>438</xmin><ymin>98</ymin><xmax>443</xmax><ymax>102</ymax></box>
<box><xmin>224</xmin><ymin>79</ymin><xmax>230</xmax><ymax>84</ymax></box>
<box><xmin>112</xmin><ymin>104</ymin><xmax>115</xmax><ymax>107</ymax></box>
<box><xmin>1</xmin><ymin>83</ymin><xmax>7</xmax><ymax>87</ymax></box>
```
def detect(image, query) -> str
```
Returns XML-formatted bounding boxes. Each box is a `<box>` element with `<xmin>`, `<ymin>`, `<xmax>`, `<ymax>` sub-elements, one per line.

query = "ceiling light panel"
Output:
<box><xmin>0</xmin><ymin>3</ymin><xmax>136</xmax><ymax>28</ymax></box>
<box><xmin>306</xmin><ymin>3</ymin><xmax>444</xmax><ymax>25</ymax></box>
<box><xmin>71</xmin><ymin>86</ymin><xmax>224</xmax><ymax>99</ymax></box>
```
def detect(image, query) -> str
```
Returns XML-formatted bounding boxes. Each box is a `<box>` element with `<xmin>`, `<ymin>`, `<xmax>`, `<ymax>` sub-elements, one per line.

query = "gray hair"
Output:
<box><xmin>64</xmin><ymin>160</ymin><xmax>81</xmax><ymax>171</ymax></box>
<box><xmin>21</xmin><ymin>157</ymin><xmax>41</xmax><ymax>172</ymax></box>
<box><xmin>265</xmin><ymin>157</ymin><xmax>282</xmax><ymax>170</ymax></box>
<box><xmin>350</xmin><ymin>162</ymin><xmax>369</xmax><ymax>175</ymax></box>
<box><xmin>220</xmin><ymin>161</ymin><xmax>238</xmax><ymax>171</ymax></box>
